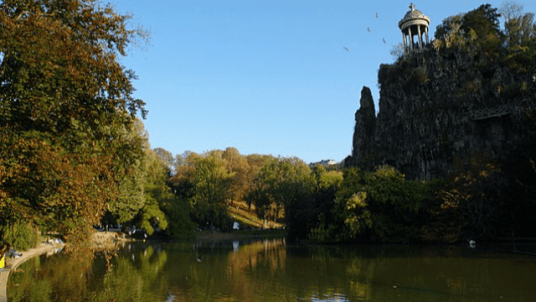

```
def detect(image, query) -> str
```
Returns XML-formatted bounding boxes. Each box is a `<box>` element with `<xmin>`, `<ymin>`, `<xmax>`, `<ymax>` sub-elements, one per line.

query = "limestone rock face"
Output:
<box><xmin>351</xmin><ymin>87</ymin><xmax>376</xmax><ymax>165</ymax></box>
<box><xmin>346</xmin><ymin>48</ymin><xmax>535</xmax><ymax>180</ymax></box>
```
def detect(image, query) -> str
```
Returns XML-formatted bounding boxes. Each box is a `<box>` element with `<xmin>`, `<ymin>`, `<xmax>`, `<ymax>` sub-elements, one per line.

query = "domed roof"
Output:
<box><xmin>398</xmin><ymin>3</ymin><xmax>430</xmax><ymax>29</ymax></box>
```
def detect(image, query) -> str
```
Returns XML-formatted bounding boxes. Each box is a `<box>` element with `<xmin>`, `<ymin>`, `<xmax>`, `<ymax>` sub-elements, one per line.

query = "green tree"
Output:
<box><xmin>317</xmin><ymin>166</ymin><xmax>436</xmax><ymax>242</ymax></box>
<box><xmin>288</xmin><ymin>164</ymin><xmax>342</xmax><ymax>242</ymax></box>
<box><xmin>461</xmin><ymin>4</ymin><xmax>502</xmax><ymax>42</ymax></box>
<box><xmin>133</xmin><ymin>147</ymin><xmax>175</xmax><ymax>235</ymax></box>
<box><xmin>0</xmin><ymin>0</ymin><xmax>148</xmax><ymax>242</ymax></box>
<box><xmin>144</xmin><ymin>148</ymin><xmax>174</xmax><ymax>200</ymax></box>
<box><xmin>244</xmin><ymin>154</ymin><xmax>273</xmax><ymax>207</ymax></box>
<box><xmin>136</xmin><ymin>196</ymin><xmax>167</xmax><ymax>236</ymax></box>
<box><xmin>110</xmin><ymin>118</ymin><xmax>150</xmax><ymax>224</ymax></box>
<box><xmin>160</xmin><ymin>196</ymin><xmax>195</xmax><ymax>240</ymax></box>
<box><xmin>312</xmin><ymin>165</ymin><xmax>343</xmax><ymax>191</ymax></box>
<box><xmin>170</xmin><ymin>151</ymin><xmax>199</xmax><ymax>199</ymax></box>
<box><xmin>191</xmin><ymin>154</ymin><xmax>234</xmax><ymax>230</ymax></box>
<box><xmin>154</xmin><ymin>147</ymin><xmax>175</xmax><ymax>176</ymax></box>
<box><xmin>247</xmin><ymin>157</ymin><xmax>314</xmax><ymax>230</ymax></box>
<box><xmin>433</xmin><ymin>4</ymin><xmax>502</xmax><ymax>55</ymax></box>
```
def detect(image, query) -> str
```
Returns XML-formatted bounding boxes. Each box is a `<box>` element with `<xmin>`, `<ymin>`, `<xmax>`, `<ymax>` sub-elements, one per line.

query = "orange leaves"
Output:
<box><xmin>0</xmin><ymin>160</ymin><xmax>10</xmax><ymax>201</ymax></box>
<box><xmin>0</xmin><ymin>133</ymin><xmax>115</xmax><ymax>235</ymax></box>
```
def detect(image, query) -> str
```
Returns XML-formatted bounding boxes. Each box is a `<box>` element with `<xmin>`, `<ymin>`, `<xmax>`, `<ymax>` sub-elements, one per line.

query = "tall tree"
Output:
<box><xmin>0</xmin><ymin>0</ymin><xmax>148</xmax><ymax>241</ymax></box>
<box><xmin>132</xmin><ymin>147</ymin><xmax>174</xmax><ymax>235</ymax></box>
<box><xmin>109</xmin><ymin>118</ymin><xmax>150</xmax><ymax>224</ymax></box>
<box><xmin>191</xmin><ymin>154</ymin><xmax>234</xmax><ymax>230</ymax></box>
<box><xmin>170</xmin><ymin>151</ymin><xmax>199</xmax><ymax>199</ymax></box>
<box><xmin>461</xmin><ymin>4</ymin><xmax>502</xmax><ymax>41</ymax></box>
<box><xmin>154</xmin><ymin>147</ymin><xmax>175</xmax><ymax>176</ymax></box>
<box><xmin>433</xmin><ymin>4</ymin><xmax>502</xmax><ymax>55</ymax></box>
<box><xmin>247</xmin><ymin>157</ymin><xmax>314</xmax><ymax>225</ymax></box>
<box><xmin>222</xmin><ymin>147</ymin><xmax>250</xmax><ymax>203</ymax></box>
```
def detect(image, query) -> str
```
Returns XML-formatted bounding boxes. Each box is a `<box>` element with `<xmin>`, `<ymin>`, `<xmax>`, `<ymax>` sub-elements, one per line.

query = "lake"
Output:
<box><xmin>7</xmin><ymin>238</ymin><xmax>536</xmax><ymax>301</ymax></box>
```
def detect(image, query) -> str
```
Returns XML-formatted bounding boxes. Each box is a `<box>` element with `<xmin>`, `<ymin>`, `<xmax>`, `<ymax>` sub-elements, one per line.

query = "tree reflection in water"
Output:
<box><xmin>7</xmin><ymin>241</ymin><xmax>536</xmax><ymax>302</ymax></box>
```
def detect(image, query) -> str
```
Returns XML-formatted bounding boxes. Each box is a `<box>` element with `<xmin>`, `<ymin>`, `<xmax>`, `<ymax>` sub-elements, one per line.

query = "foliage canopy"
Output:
<box><xmin>0</xmin><ymin>0</ymin><xmax>148</xmax><ymax>243</ymax></box>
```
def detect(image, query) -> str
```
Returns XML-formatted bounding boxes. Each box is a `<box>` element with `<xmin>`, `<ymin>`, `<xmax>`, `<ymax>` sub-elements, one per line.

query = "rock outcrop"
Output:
<box><xmin>346</xmin><ymin>47</ymin><xmax>536</xmax><ymax>180</ymax></box>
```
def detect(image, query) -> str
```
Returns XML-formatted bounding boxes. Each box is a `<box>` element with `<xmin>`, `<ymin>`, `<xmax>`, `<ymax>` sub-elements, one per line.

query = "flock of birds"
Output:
<box><xmin>343</xmin><ymin>11</ymin><xmax>386</xmax><ymax>53</ymax></box>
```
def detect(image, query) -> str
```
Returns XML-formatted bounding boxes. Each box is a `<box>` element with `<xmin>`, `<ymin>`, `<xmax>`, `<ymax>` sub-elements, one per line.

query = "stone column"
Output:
<box><xmin>402</xmin><ymin>32</ymin><xmax>408</xmax><ymax>52</ymax></box>
<box><xmin>408</xmin><ymin>27</ymin><xmax>413</xmax><ymax>50</ymax></box>
<box><xmin>417</xmin><ymin>25</ymin><xmax>422</xmax><ymax>48</ymax></box>
<box><xmin>425</xmin><ymin>27</ymin><xmax>429</xmax><ymax>43</ymax></box>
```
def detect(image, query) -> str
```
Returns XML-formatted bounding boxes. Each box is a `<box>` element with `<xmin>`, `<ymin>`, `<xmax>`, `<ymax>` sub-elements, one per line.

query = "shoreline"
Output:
<box><xmin>0</xmin><ymin>230</ymin><xmax>284</xmax><ymax>301</ymax></box>
<box><xmin>0</xmin><ymin>231</ymin><xmax>132</xmax><ymax>302</ymax></box>
<box><xmin>0</xmin><ymin>242</ymin><xmax>65</xmax><ymax>302</ymax></box>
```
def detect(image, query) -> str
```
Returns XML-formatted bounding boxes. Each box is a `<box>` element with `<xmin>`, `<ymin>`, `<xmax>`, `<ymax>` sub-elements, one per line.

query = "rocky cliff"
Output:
<box><xmin>346</xmin><ymin>47</ymin><xmax>536</xmax><ymax>180</ymax></box>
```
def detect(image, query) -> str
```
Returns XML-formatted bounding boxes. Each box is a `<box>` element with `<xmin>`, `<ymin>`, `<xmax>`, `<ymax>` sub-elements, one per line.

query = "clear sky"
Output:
<box><xmin>111</xmin><ymin>0</ymin><xmax>535</xmax><ymax>164</ymax></box>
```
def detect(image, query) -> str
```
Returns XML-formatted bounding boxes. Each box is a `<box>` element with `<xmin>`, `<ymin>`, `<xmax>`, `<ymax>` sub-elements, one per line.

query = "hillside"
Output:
<box><xmin>227</xmin><ymin>201</ymin><xmax>284</xmax><ymax>229</ymax></box>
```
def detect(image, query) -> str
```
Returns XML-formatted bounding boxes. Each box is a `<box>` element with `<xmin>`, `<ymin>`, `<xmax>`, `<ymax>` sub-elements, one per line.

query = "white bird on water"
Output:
<box><xmin>468</xmin><ymin>240</ymin><xmax>476</xmax><ymax>248</ymax></box>
<box><xmin>165</xmin><ymin>293</ymin><xmax>176</xmax><ymax>302</ymax></box>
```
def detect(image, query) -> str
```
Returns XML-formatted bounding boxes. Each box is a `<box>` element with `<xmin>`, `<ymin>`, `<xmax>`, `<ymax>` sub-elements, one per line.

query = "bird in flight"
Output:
<box><xmin>343</xmin><ymin>47</ymin><xmax>349</xmax><ymax>52</ymax></box>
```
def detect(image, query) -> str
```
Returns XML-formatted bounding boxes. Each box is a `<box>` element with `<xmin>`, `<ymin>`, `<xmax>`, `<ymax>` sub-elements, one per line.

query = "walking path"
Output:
<box><xmin>0</xmin><ymin>242</ymin><xmax>65</xmax><ymax>302</ymax></box>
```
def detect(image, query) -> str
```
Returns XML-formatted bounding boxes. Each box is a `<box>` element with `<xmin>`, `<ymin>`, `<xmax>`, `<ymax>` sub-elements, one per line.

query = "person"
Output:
<box><xmin>0</xmin><ymin>244</ymin><xmax>10</xmax><ymax>269</ymax></box>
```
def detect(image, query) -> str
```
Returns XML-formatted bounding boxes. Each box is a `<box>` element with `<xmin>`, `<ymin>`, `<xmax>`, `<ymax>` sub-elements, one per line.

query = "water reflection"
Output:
<box><xmin>7</xmin><ymin>240</ymin><xmax>536</xmax><ymax>301</ymax></box>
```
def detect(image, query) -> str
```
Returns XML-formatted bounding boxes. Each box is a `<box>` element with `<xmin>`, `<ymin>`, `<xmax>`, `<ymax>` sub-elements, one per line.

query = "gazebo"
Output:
<box><xmin>398</xmin><ymin>3</ymin><xmax>430</xmax><ymax>52</ymax></box>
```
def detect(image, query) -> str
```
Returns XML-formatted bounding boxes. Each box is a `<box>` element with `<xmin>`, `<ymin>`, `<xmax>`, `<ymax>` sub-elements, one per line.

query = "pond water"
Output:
<box><xmin>7</xmin><ymin>239</ymin><xmax>536</xmax><ymax>301</ymax></box>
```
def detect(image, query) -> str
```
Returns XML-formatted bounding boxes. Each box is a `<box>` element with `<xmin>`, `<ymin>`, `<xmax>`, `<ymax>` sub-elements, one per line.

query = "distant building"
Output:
<box><xmin>309</xmin><ymin>159</ymin><xmax>337</xmax><ymax>168</ymax></box>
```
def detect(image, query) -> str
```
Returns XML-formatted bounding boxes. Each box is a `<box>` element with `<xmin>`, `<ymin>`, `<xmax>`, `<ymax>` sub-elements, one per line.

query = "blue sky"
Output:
<box><xmin>111</xmin><ymin>0</ymin><xmax>535</xmax><ymax>164</ymax></box>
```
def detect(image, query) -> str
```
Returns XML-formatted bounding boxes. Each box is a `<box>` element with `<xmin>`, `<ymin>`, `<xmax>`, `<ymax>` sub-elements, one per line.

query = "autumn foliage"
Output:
<box><xmin>1</xmin><ymin>0</ymin><xmax>147</xmax><ymax>245</ymax></box>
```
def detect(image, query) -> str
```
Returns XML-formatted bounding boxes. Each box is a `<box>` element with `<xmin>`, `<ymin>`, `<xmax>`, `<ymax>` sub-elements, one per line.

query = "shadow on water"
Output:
<box><xmin>6</xmin><ymin>240</ymin><xmax>536</xmax><ymax>302</ymax></box>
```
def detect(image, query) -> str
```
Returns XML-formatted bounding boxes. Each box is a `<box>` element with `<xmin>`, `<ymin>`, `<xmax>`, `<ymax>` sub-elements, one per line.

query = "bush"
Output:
<box><xmin>0</xmin><ymin>222</ymin><xmax>42</xmax><ymax>251</ymax></box>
